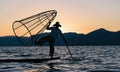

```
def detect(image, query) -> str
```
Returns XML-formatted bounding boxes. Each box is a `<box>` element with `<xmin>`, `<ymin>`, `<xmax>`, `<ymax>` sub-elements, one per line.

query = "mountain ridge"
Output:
<box><xmin>0</xmin><ymin>28</ymin><xmax>120</xmax><ymax>46</ymax></box>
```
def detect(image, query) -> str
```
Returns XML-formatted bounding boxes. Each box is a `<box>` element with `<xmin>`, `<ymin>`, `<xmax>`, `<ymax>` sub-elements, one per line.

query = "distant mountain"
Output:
<box><xmin>0</xmin><ymin>28</ymin><xmax>120</xmax><ymax>46</ymax></box>
<box><xmin>0</xmin><ymin>36</ymin><xmax>22</xmax><ymax>46</ymax></box>
<box><xmin>84</xmin><ymin>28</ymin><xmax>120</xmax><ymax>45</ymax></box>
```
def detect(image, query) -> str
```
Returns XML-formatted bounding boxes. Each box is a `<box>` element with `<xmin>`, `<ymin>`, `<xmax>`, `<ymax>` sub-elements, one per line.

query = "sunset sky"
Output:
<box><xmin>0</xmin><ymin>0</ymin><xmax>120</xmax><ymax>36</ymax></box>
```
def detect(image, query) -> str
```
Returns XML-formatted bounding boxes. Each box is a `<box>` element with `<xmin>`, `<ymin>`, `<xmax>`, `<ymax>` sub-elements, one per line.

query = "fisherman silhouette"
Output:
<box><xmin>35</xmin><ymin>21</ymin><xmax>67</xmax><ymax>59</ymax></box>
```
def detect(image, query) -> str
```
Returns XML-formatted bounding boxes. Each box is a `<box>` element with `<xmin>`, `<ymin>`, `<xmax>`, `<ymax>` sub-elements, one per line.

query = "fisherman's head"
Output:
<box><xmin>53</xmin><ymin>21</ymin><xmax>61</xmax><ymax>27</ymax></box>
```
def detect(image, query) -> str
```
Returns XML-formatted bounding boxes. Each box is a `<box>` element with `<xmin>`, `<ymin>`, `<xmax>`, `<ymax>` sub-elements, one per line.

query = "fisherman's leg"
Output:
<box><xmin>49</xmin><ymin>41</ymin><xmax>55</xmax><ymax>59</ymax></box>
<box><xmin>35</xmin><ymin>36</ymin><xmax>48</xmax><ymax>46</ymax></box>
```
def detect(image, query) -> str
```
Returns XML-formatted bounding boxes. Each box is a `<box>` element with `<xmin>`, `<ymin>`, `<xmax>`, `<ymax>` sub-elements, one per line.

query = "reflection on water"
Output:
<box><xmin>0</xmin><ymin>46</ymin><xmax>120</xmax><ymax>72</ymax></box>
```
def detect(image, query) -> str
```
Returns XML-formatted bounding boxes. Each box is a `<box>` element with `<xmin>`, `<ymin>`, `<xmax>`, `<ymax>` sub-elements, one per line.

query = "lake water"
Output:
<box><xmin>0</xmin><ymin>46</ymin><xmax>120</xmax><ymax>72</ymax></box>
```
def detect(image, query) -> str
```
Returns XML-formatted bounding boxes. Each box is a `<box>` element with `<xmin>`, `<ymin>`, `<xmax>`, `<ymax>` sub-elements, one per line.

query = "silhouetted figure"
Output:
<box><xmin>35</xmin><ymin>21</ymin><xmax>67</xmax><ymax>58</ymax></box>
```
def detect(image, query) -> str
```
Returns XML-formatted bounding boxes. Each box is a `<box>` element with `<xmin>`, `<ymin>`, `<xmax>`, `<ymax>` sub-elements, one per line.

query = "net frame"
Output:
<box><xmin>12</xmin><ymin>10</ymin><xmax>57</xmax><ymax>46</ymax></box>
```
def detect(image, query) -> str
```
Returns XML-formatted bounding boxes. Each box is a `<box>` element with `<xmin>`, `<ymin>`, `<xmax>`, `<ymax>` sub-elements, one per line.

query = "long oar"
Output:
<box><xmin>65</xmin><ymin>41</ymin><xmax>74</xmax><ymax>63</ymax></box>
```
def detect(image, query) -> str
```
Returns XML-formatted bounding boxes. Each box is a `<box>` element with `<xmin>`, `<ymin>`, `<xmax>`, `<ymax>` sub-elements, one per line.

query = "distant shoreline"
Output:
<box><xmin>0</xmin><ymin>28</ymin><xmax>120</xmax><ymax>46</ymax></box>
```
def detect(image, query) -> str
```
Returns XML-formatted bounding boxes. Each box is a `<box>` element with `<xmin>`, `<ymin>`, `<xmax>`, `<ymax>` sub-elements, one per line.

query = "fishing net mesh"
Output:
<box><xmin>12</xmin><ymin>10</ymin><xmax>57</xmax><ymax>46</ymax></box>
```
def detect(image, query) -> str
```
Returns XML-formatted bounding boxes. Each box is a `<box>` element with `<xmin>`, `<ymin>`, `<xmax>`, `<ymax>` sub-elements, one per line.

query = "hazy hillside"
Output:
<box><xmin>0</xmin><ymin>28</ymin><xmax>120</xmax><ymax>46</ymax></box>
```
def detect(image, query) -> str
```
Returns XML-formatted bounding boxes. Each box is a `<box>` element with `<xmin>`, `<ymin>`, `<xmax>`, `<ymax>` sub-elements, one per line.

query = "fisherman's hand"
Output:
<box><xmin>49</xmin><ymin>21</ymin><xmax>51</xmax><ymax>24</ymax></box>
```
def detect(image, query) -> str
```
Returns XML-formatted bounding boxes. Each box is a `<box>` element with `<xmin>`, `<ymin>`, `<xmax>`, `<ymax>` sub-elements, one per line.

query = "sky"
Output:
<box><xmin>0</xmin><ymin>0</ymin><xmax>120</xmax><ymax>36</ymax></box>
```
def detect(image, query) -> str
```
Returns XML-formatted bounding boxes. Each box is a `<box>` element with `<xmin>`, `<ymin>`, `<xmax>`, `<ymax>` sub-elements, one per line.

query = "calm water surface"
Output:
<box><xmin>0</xmin><ymin>46</ymin><xmax>120</xmax><ymax>72</ymax></box>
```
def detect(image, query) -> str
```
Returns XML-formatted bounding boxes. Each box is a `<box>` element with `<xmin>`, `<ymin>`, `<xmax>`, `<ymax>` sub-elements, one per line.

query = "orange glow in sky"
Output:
<box><xmin>0</xmin><ymin>0</ymin><xmax>120</xmax><ymax>36</ymax></box>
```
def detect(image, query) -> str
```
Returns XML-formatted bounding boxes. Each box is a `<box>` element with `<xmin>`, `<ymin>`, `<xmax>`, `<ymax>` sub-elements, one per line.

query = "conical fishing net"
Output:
<box><xmin>12</xmin><ymin>10</ymin><xmax>57</xmax><ymax>46</ymax></box>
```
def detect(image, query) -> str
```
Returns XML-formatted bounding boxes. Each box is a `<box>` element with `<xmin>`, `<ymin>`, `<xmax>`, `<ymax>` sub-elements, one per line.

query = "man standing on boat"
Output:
<box><xmin>35</xmin><ymin>21</ymin><xmax>67</xmax><ymax>59</ymax></box>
